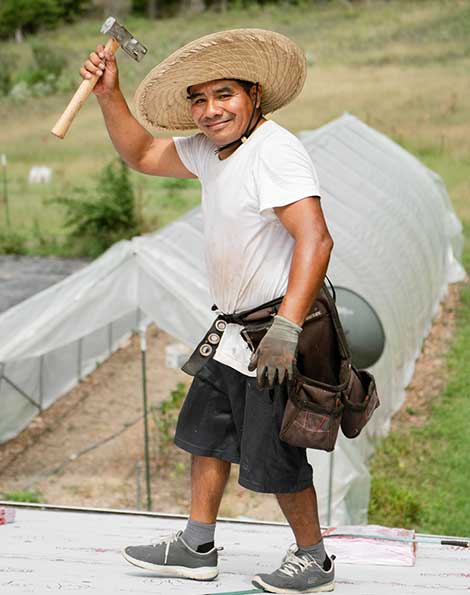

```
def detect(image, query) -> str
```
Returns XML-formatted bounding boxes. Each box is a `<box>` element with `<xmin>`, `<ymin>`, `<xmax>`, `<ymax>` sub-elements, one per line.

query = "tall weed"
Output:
<box><xmin>54</xmin><ymin>159</ymin><xmax>141</xmax><ymax>257</ymax></box>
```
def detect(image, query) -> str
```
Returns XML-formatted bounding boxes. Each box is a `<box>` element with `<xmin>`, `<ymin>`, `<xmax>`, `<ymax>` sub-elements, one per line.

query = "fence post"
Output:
<box><xmin>39</xmin><ymin>355</ymin><xmax>44</xmax><ymax>411</ymax></box>
<box><xmin>135</xmin><ymin>460</ymin><xmax>143</xmax><ymax>511</ymax></box>
<box><xmin>77</xmin><ymin>338</ymin><xmax>83</xmax><ymax>382</ymax></box>
<box><xmin>108</xmin><ymin>322</ymin><xmax>113</xmax><ymax>355</ymax></box>
<box><xmin>327</xmin><ymin>451</ymin><xmax>334</xmax><ymax>526</ymax></box>
<box><xmin>1</xmin><ymin>154</ymin><xmax>10</xmax><ymax>228</ymax></box>
<box><xmin>140</xmin><ymin>325</ymin><xmax>152</xmax><ymax>511</ymax></box>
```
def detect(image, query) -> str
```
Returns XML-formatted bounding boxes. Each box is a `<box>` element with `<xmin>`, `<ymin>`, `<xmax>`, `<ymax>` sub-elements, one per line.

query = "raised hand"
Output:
<box><xmin>79</xmin><ymin>44</ymin><xmax>119</xmax><ymax>97</ymax></box>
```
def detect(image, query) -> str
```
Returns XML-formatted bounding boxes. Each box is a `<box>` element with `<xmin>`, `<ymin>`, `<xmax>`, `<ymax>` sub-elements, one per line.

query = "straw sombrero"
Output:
<box><xmin>134</xmin><ymin>28</ymin><xmax>307</xmax><ymax>131</ymax></box>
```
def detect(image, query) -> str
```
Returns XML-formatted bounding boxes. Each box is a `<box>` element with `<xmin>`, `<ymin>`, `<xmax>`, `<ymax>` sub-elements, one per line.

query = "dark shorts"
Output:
<box><xmin>174</xmin><ymin>359</ymin><xmax>313</xmax><ymax>494</ymax></box>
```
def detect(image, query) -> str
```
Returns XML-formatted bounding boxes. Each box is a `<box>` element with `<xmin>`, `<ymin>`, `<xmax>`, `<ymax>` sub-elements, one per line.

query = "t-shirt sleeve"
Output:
<box><xmin>173</xmin><ymin>133</ymin><xmax>209</xmax><ymax>178</ymax></box>
<box><xmin>255</xmin><ymin>136</ymin><xmax>321</xmax><ymax>215</ymax></box>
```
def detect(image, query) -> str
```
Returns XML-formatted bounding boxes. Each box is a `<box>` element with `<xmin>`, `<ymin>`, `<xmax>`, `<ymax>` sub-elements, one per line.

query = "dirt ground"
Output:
<box><xmin>0</xmin><ymin>283</ymin><xmax>463</xmax><ymax>522</ymax></box>
<box><xmin>0</xmin><ymin>325</ymin><xmax>284</xmax><ymax>520</ymax></box>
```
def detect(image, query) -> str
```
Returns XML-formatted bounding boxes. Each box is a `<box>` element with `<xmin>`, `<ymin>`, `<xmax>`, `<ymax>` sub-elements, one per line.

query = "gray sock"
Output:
<box><xmin>296</xmin><ymin>539</ymin><xmax>328</xmax><ymax>566</ymax></box>
<box><xmin>182</xmin><ymin>518</ymin><xmax>216</xmax><ymax>550</ymax></box>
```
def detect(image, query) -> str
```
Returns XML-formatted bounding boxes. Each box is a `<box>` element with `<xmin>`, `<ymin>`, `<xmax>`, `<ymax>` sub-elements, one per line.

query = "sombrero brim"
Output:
<box><xmin>134</xmin><ymin>28</ymin><xmax>307</xmax><ymax>131</ymax></box>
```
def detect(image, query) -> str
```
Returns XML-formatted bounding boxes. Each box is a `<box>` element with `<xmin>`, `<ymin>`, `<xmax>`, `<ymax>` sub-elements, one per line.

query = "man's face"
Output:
<box><xmin>188</xmin><ymin>79</ymin><xmax>258</xmax><ymax>147</ymax></box>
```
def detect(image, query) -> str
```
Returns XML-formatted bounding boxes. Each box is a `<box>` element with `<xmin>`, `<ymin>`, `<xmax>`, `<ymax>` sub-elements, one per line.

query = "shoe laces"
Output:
<box><xmin>278</xmin><ymin>550</ymin><xmax>317</xmax><ymax>577</ymax></box>
<box><xmin>150</xmin><ymin>531</ymin><xmax>224</xmax><ymax>555</ymax></box>
<box><xmin>150</xmin><ymin>530</ymin><xmax>183</xmax><ymax>547</ymax></box>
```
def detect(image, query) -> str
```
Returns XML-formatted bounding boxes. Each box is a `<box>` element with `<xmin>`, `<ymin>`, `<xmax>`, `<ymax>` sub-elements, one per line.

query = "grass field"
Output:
<box><xmin>0</xmin><ymin>0</ymin><xmax>469</xmax><ymax>534</ymax></box>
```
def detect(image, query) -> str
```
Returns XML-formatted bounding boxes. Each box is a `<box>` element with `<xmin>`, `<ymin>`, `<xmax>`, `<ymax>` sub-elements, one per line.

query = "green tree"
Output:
<box><xmin>0</xmin><ymin>0</ymin><xmax>62</xmax><ymax>38</ymax></box>
<box><xmin>0</xmin><ymin>0</ymin><xmax>91</xmax><ymax>39</ymax></box>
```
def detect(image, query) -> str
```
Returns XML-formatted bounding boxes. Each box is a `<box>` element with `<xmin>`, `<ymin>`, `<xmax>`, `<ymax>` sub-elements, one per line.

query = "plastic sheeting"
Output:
<box><xmin>0</xmin><ymin>114</ymin><xmax>465</xmax><ymax>524</ymax></box>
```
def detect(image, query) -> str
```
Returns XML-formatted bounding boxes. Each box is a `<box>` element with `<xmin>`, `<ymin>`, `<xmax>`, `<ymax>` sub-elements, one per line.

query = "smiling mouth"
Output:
<box><xmin>205</xmin><ymin>120</ymin><xmax>231</xmax><ymax>129</ymax></box>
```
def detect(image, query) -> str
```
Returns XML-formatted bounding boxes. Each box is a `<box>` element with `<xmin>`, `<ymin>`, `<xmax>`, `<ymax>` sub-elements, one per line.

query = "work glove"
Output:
<box><xmin>248</xmin><ymin>314</ymin><xmax>303</xmax><ymax>389</ymax></box>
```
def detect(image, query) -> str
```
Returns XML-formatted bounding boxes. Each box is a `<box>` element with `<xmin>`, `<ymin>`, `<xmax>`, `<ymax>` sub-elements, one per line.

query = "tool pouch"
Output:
<box><xmin>278</xmin><ymin>283</ymin><xmax>351</xmax><ymax>452</ymax></box>
<box><xmin>240</xmin><ymin>281</ymin><xmax>380</xmax><ymax>452</ymax></box>
<box><xmin>279</xmin><ymin>373</ymin><xmax>346</xmax><ymax>452</ymax></box>
<box><xmin>340</xmin><ymin>367</ymin><xmax>379</xmax><ymax>439</ymax></box>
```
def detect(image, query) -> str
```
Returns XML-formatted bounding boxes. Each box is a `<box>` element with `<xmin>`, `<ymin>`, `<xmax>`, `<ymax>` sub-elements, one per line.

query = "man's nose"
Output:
<box><xmin>204</xmin><ymin>97</ymin><xmax>223</xmax><ymax>118</ymax></box>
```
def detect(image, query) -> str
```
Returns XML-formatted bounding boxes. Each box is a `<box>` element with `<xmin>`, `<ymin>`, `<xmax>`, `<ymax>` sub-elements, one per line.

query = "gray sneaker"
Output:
<box><xmin>122</xmin><ymin>530</ymin><xmax>220</xmax><ymax>581</ymax></box>
<box><xmin>252</xmin><ymin>545</ymin><xmax>335</xmax><ymax>593</ymax></box>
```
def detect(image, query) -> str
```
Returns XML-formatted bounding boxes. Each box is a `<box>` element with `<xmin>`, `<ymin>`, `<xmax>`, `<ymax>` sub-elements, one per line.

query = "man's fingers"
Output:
<box><xmin>88</xmin><ymin>51</ymin><xmax>102</xmax><ymax>66</ymax></box>
<box><xmin>277</xmin><ymin>367</ymin><xmax>286</xmax><ymax>385</ymax></box>
<box><xmin>80</xmin><ymin>67</ymin><xmax>91</xmax><ymax>80</ymax></box>
<box><xmin>267</xmin><ymin>366</ymin><xmax>277</xmax><ymax>389</ymax></box>
<box><xmin>257</xmin><ymin>364</ymin><xmax>267</xmax><ymax>389</ymax></box>
<box><xmin>287</xmin><ymin>359</ymin><xmax>296</xmax><ymax>382</ymax></box>
<box><xmin>85</xmin><ymin>59</ymin><xmax>103</xmax><ymax>76</ymax></box>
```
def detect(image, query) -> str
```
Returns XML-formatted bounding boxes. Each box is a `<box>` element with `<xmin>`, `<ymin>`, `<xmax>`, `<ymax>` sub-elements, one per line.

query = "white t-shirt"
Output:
<box><xmin>174</xmin><ymin>120</ymin><xmax>321</xmax><ymax>376</ymax></box>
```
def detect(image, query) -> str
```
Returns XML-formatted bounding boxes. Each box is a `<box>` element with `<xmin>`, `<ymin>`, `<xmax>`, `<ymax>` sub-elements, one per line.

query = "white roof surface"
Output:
<box><xmin>1</xmin><ymin>504</ymin><xmax>469</xmax><ymax>594</ymax></box>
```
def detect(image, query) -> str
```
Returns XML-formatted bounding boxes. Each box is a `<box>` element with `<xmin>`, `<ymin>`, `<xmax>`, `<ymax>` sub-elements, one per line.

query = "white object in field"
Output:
<box><xmin>28</xmin><ymin>166</ymin><xmax>52</xmax><ymax>184</ymax></box>
<box><xmin>165</xmin><ymin>343</ymin><xmax>191</xmax><ymax>369</ymax></box>
<box><xmin>0</xmin><ymin>114</ymin><xmax>465</xmax><ymax>525</ymax></box>
<box><xmin>1</xmin><ymin>154</ymin><xmax>6</xmax><ymax>167</ymax></box>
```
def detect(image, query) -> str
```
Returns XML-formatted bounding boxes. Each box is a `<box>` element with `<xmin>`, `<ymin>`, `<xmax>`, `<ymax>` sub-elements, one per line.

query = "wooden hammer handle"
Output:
<box><xmin>51</xmin><ymin>37</ymin><xmax>120</xmax><ymax>139</ymax></box>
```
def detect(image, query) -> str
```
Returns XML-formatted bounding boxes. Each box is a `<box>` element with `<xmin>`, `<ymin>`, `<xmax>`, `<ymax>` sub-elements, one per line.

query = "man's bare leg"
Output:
<box><xmin>180</xmin><ymin>455</ymin><xmax>231</xmax><ymax>551</ymax></box>
<box><xmin>276</xmin><ymin>486</ymin><xmax>322</xmax><ymax>546</ymax></box>
<box><xmin>189</xmin><ymin>455</ymin><xmax>231</xmax><ymax>523</ymax></box>
<box><xmin>122</xmin><ymin>454</ymin><xmax>226</xmax><ymax>578</ymax></box>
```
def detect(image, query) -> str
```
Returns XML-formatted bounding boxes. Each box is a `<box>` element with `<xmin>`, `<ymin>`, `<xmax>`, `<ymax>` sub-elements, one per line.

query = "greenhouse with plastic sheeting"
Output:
<box><xmin>0</xmin><ymin>114</ymin><xmax>465</xmax><ymax>525</ymax></box>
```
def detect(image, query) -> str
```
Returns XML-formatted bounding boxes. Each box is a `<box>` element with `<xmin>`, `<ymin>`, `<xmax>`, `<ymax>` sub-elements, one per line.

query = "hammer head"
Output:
<box><xmin>101</xmin><ymin>17</ymin><xmax>147</xmax><ymax>62</ymax></box>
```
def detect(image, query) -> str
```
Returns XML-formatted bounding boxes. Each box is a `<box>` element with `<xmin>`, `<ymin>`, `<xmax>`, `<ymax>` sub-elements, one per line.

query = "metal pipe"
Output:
<box><xmin>1</xmin><ymin>154</ymin><xmax>10</xmax><ymax>228</ymax></box>
<box><xmin>108</xmin><ymin>322</ymin><xmax>113</xmax><ymax>355</ymax></box>
<box><xmin>39</xmin><ymin>355</ymin><xmax>44</xmax><ymax>411</ymax></box>
<box><xmin>135</xmin><ymin>460</ymin><xmax>142</xmax><ymax>511</ymax></box>
<box><xmin>140</xmin><ymin>326</ymin><xmax>152</xmax><ymax>511</ymax></box>
<box><xmin>327</xmin><ymin>451</ymin><xmax>334</xmax><ymax>526</ymax></box>
<box><xmin>0</xmin><ymin>362</ymin><xmax>5</xmax><ymax>397</ymax></box>
<box><xmin>323</xmin><ymin>532</ymin><xmax>469</xmax><ymax>547</ymax></box>
<box><xmin>77</xmin><ymin>337</ymin><xmax>83</xmax><ymax>382</ymax></box>
<box><xmin>2</xmin><ymin>374</ymin><xmax>40</xmax><ymax>410</ymax></box>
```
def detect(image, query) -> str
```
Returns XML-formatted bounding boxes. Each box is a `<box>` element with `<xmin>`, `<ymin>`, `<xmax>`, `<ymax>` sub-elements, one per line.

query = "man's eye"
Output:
<box><xmin>218</xmin><ymin>94</ymin><xmax>231</xmax><ymax>99</ymax></box>
<box><xmin>192</xmin><ymin>98</ymin><xmax>205</xmax><ymax>105</ymax></box>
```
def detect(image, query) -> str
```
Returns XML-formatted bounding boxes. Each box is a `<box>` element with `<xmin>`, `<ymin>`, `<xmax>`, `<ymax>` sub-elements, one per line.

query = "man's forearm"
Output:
<box><xmin>97</xmin><ymin>90</ymin><xmax>154</xmax><ymax>170</ymax></box>
<box><xmin>277</xmin><ymin>236</ymin><xmax>333</xmax><ymax>326</ymax></box>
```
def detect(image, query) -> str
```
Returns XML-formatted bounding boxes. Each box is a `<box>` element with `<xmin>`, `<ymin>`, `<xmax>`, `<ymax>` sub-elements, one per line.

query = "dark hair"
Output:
<box><xmin>186</xmin><ymin>78</ymin><xmax>257</xmax><ymax>98</ymax></box>
<box><xmin>232</xmin><ymin>79</ymin><xmax>257</xmax><ymax>95</ymax></box>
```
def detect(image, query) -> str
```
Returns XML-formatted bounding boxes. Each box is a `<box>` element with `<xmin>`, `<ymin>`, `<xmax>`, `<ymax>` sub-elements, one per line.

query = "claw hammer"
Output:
<box><xmin>51</xmin><ymin>17</ymin><xmax>147</xmax><ymax>139</ymax></box>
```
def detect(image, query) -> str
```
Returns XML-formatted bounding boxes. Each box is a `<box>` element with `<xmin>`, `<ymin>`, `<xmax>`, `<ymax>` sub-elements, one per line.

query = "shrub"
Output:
<box><xmin>0</xmin><ymin>228</ymin><xmax>27</xmax><ymax>254</ymax></box>
<box><xmin>12</xmin><ymin>40</ymin><xmax>67</xmax><ymax>97</ymax></box>
<box><xmin>54</xmin><ymin>159</ymin><xmax>141</xmax><ymax>257</ymax></box>
<box><xmin>151</xmin><ymin>383</ymin><xmax>187</xmax><ymax>468</ymax></box>
<box><xmin>31</xmin><ymin>40</ymin><xmax>66</xmax><ymax>79</ymax></box>
<box><xmin>2</xmin><ymin>489</ymin><xmax>42</xmax><ymax>503</ymax></box>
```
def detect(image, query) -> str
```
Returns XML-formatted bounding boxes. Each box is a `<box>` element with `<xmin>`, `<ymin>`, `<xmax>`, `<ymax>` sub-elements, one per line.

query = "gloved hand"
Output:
<box><xmin>248</xmin><ymin>314</ymin><xmax>303</xmax><ymax>389</ymax></box>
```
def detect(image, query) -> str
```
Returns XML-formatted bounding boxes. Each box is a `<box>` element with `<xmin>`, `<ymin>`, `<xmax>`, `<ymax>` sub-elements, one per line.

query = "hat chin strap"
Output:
<box><xmin>215</xmin><ymin>83</ymin><xmax>262</xmax><ymax>156</ymax></box>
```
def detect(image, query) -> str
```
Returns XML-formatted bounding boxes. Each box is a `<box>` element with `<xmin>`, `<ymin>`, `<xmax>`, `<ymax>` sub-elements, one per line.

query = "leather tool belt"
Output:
<box><xmin>181</xmin><ymin>279</ymin><xmax>379</xmax><ymax>452</ymax></box>
<box><xmin>181</xmin><ymin>295</ymin><xmax>283</xmax><ymax>377</ymax></box>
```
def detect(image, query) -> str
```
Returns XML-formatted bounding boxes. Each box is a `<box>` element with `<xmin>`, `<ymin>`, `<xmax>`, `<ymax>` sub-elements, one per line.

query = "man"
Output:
<box><xmin>81</xmin><ymin>28</ymin><xmax>334</xmax><ymax>593</ymax></box>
